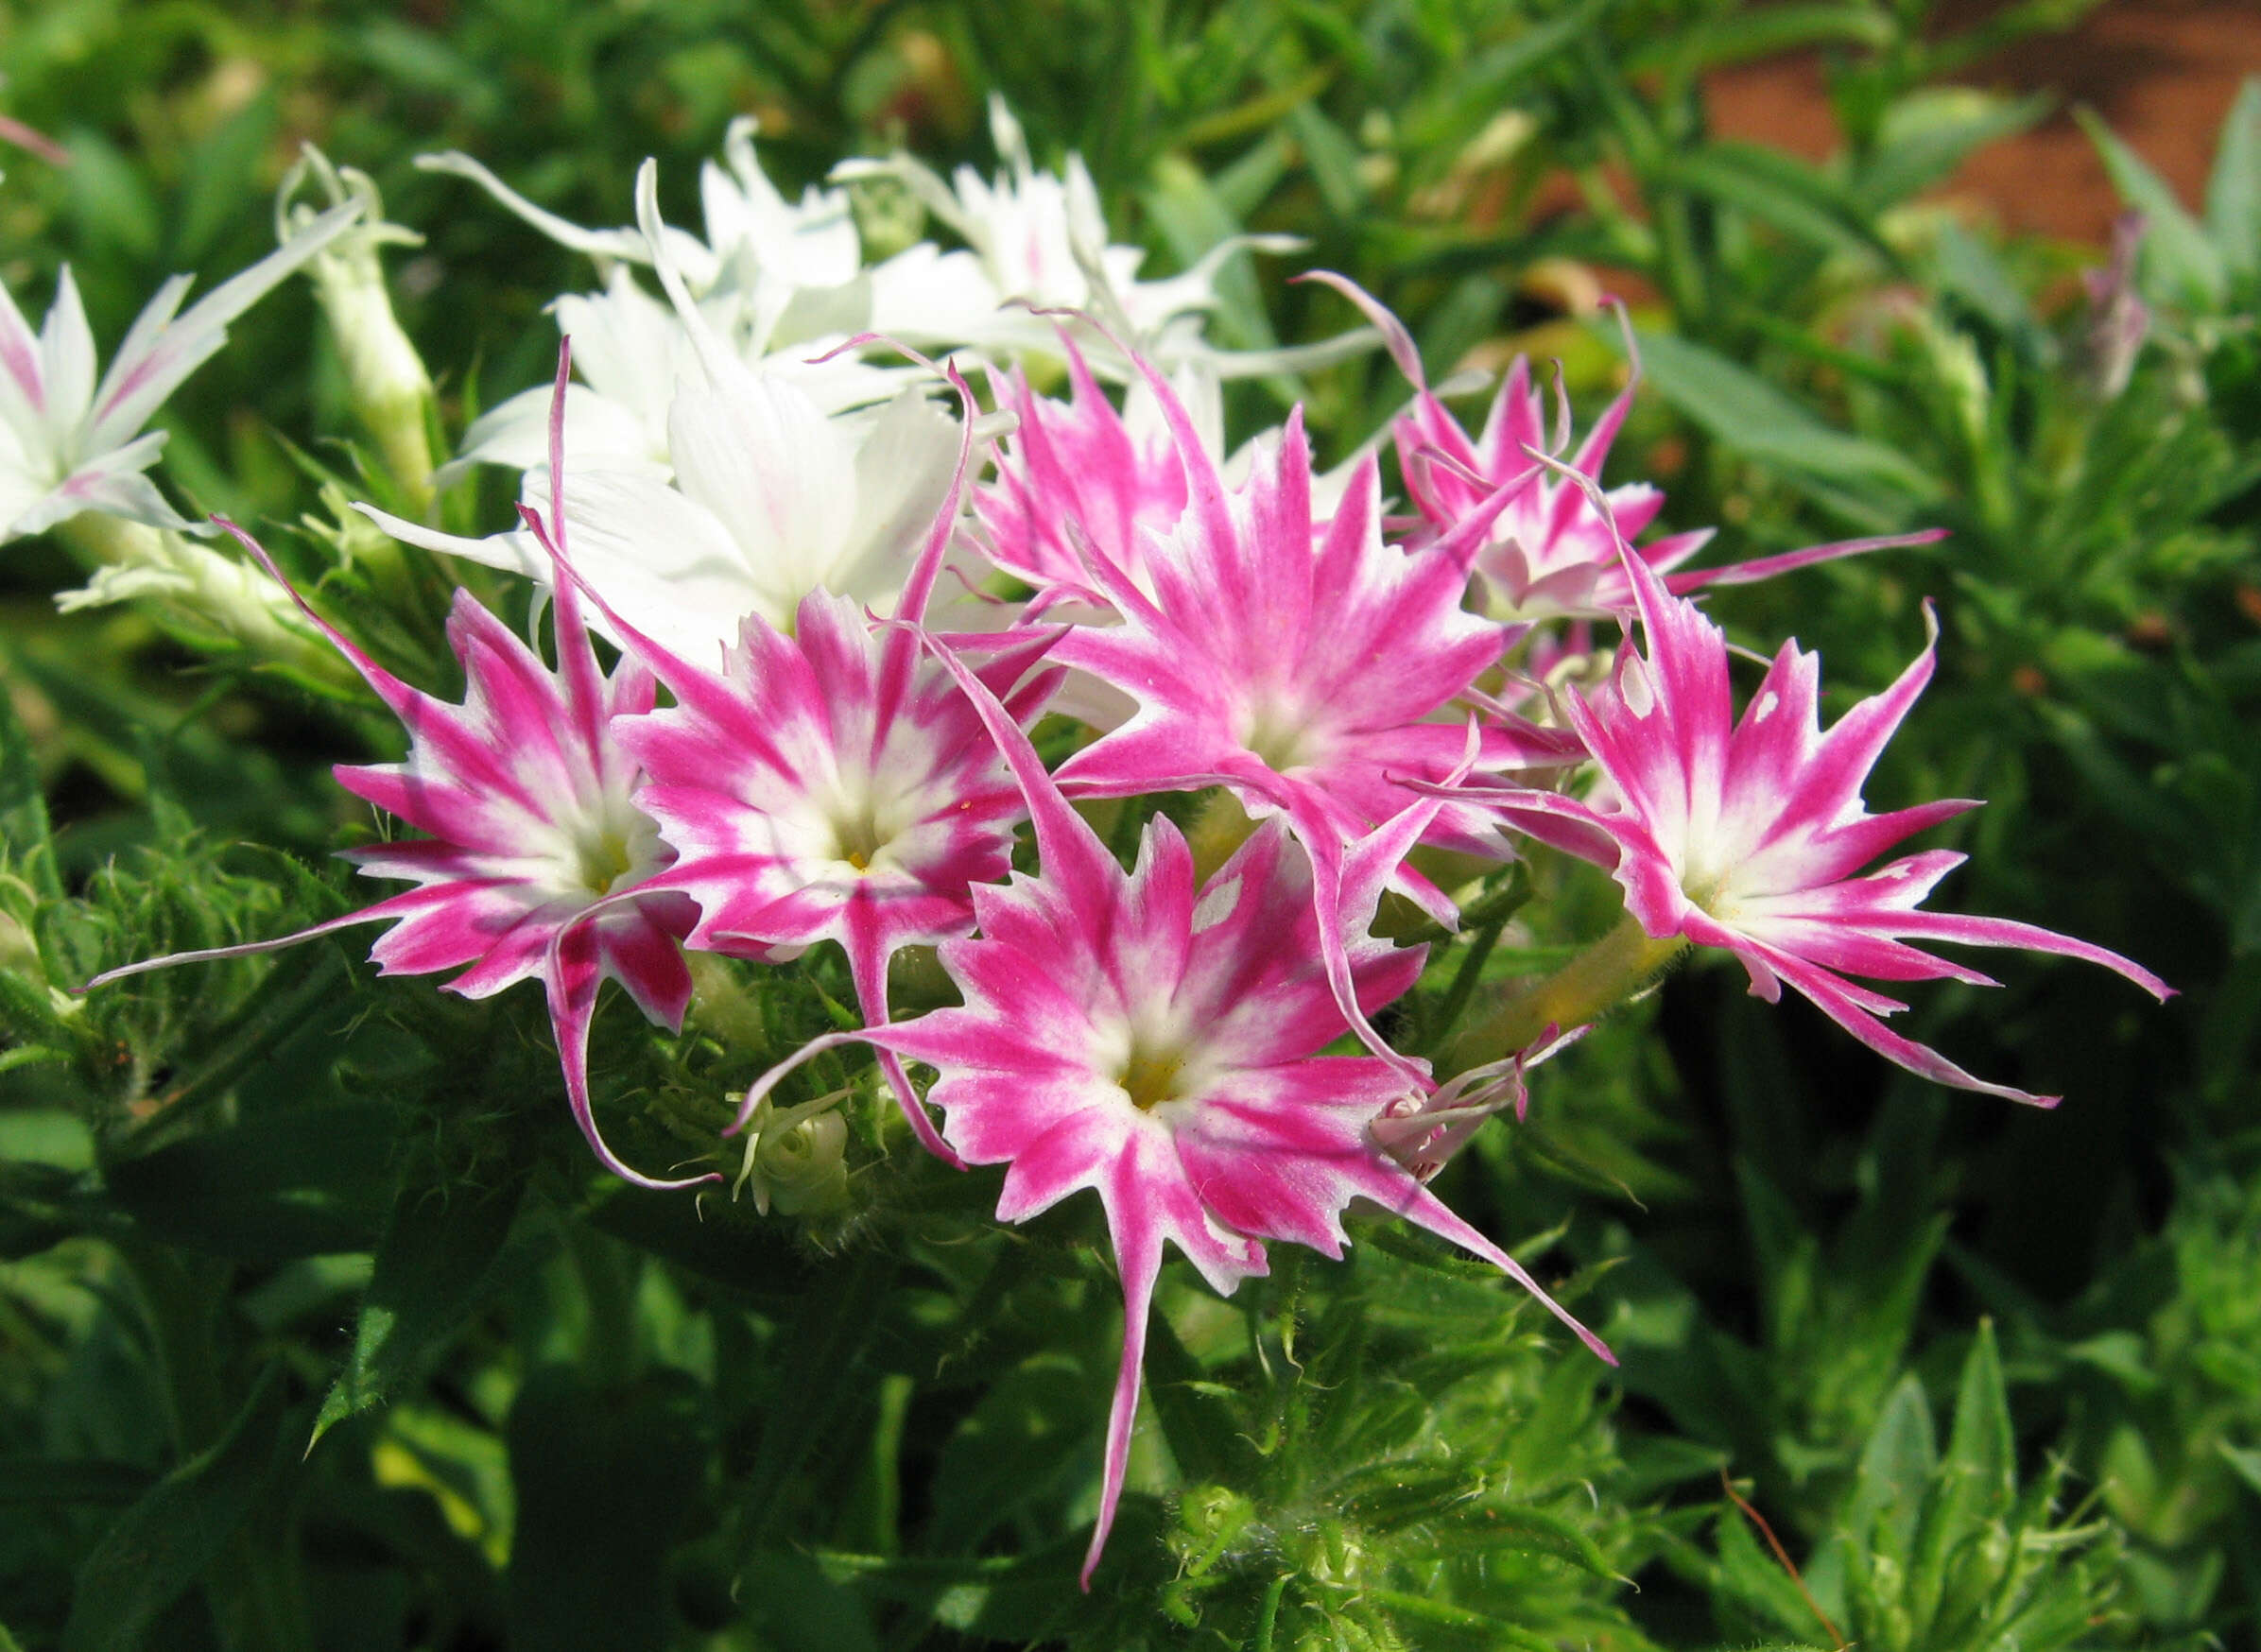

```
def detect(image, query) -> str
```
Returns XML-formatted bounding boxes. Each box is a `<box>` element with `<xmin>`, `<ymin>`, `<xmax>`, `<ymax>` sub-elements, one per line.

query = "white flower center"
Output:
<box><xmin>561</xmin><ymin>802</ymin><xmax>667</xmax><ymax>899</ymax></box>
<box><xmin>1239</xmin><ymin>694</ymin><xmax>1328</xmax><ymax>775</ymax></box>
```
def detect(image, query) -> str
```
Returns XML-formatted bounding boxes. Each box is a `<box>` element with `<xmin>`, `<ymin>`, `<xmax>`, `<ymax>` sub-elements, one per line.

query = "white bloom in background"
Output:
<box><xmin>423</xmin><ymin>117</ymin><xmax>910</xmax><ymax>492</ymax></box>
<box><xmin>370</xmin><ymin>163</ymin><xmax>963</xmax><ymax>661</ymax></box>
<box><xmin>0</xmin><ymin>198</ymin><xmax>362</xmax><ymax>543</ymax></box>
<box><xmin>839</xmin><ymin>96</ymin><xmax>1367</xmax><ymax>381</ymax></box>
<box><xmin>840</xmin><ymin>97</ymin><xmax>1214</xmax><ymax>360</ymax></box>
<box><xmin>440</xmin><ymin>265</ymin><xmax>907</xmax><ymax>490</ymax></box>
<box><xmin>421</xmin><ymin>115</ymin><xmax>861</xmax><ymax>301</ymax></box>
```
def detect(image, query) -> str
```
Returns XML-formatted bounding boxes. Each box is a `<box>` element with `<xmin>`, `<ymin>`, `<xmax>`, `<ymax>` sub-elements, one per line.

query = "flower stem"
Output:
<box><xmin>57</xmin><ymin>516</ymin><xmax>360</xmax><ymax>695</ymax></box>
<box><xmin>1186</xmin><ymin>789</ymin><xmax>1258</xmax><ymax>884</ymax></box>
<box><xmin>1438</xmin><ymin>912</ymin><xmax>1686</xmax><ymax>1079</ymax></box>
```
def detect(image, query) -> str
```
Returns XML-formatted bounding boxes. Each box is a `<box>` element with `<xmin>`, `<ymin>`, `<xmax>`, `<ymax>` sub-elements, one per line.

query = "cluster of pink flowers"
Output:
<box><xmin>87</xmin><ymin>116</ymin><xmax>2169</xmax><ymax>1584</ymax></box>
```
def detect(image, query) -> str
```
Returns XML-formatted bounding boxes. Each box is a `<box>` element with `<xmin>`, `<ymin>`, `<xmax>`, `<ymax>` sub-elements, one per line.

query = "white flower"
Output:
<box><xmin>840</xmin><ymin>96</ymin><xmax>1361</xmax><ymax>381</ymax></box>
<box><xmin>0</xmin><ymin>198</ymin><xmax>362</xmax><ymax>543</ymax></box>
<box><xmin>421</xmin><ymin>115</ymin><xmax>860</xmax><ymax>301</ymax></box>
<box><xmin>367</xmin><ymin>162</ymin><xmax>964</xmax><ymax>661</ymax></box>
<box><xmin>423</xmin><ymin>118</ymin><xmax>914</xmax><ymax>494</ymax></box>
<box><xmin>439</xmin><ymin>266</ymin><xmax>908</xmax><ymax>491</ymax></box>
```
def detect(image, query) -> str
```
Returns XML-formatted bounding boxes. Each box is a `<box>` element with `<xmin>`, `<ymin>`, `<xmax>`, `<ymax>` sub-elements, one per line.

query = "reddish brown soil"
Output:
<box><xmin>1704</xmin><ymin>0</ymin><xmax>2261</xmax><ymax>244</ymax></box>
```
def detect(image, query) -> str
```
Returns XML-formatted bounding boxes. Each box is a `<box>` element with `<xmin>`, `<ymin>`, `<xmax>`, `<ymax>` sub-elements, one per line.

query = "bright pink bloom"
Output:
<box><xmin>603</xmin><ymin>589</ymin><xmax>1058</xmax><ymax>1164</ymax></box>
<box><xmin>1447</xmin><ymin>525</ymin><xmax>2173</xmax><ymax>1105</ymax></box>
<box><xmin>89</xmin><ymin>351</ymin><xmax>710</xmax><ymax>1190</ymax></box>
<box><xmin>1306</xmin><ymin>272</ymin><xmax>1935</xmax><ymax>620</ymax></box>
<box><xmin>546</xmin><ymin>356</ymin><xmax>1059</xmax><ymax>1163</ymax></box>
<box><xmin>86</xmin><ymin>522</ymin><xmax>706</xmax><ymax>1186</ymax></box>
<box><xmin>973</xmin><ymin>344</ymin><xmax>1185</xmax><ymax>611</ymax></box>
<box><xmin>1039</xmin><ymin>356</ymin><xmax>1577</xmax><ymax>1073</ymax></box>
<box><xmin>734</xmin><ymin>641</ymin><xmax>1611</xmax><ymax>1584</ymax></box>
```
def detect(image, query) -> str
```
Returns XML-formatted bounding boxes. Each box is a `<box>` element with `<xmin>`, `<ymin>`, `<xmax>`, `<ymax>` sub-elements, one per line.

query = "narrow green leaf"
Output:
<box><xmin>1661</xmin><ymin>142</ymin><xmax>1895</xmax><ymax>263</ymax></box>
<box><xmin>1932</xmin><ymin>221</ymin><xmax>2043</xmax><ymax>342</ymax></box>
<box><xmin>927</xmin><ymin>1357</ymin><xmax>1096</xmax><ymax>1553</ymax></box>
<box><xmin>2205</xmin><ymin>77</ymin><xmax>2261</xmax><ymax>280</ymax></box>
<box><xmin>813</xmin><ymin>1535</ymin><xmax>1095</xmax><ymax>1642</ymax></box>
<box><xmin>312</xmin><ymin>1170</ymin><xmax>531</xmax><ymax>1444</ymax></box>
<box><xmin>1629</xmin><ymin>2</ymin><xmax>1893</xmax><ymax>75</ymax></box>
<box><xmin>1847</xmin><ymin>1372</ymin><xmax>1935</xmax><ymax>1563</ymax></box>
<box><xmin>1145</xmin><ymin>153</ymin><xmax>1280</xmax><ymax>355</ymax></box>
<box><xmin>60</xmin><ymin>1365</ymin><xmax>286</xmax><ymax>1652</ymax></box>
<box><xmin>1909</xmin><ymin>1320</ymin><xmax>2015</xmax><ymax>1610</ymax></box>
<box><xmin>0</xmin><ymin>682</ymin><xmax>58</xmax><ymax>901</ymax></box>
<box><xmin>1855</xmin><ymin>89</ymin><xmax>2048</xmax><ymax>211</ymax></box>
<box><xmin>1627</xmin><ymin>329</ymin><xmax>1940</xmax><ymax>501</ymax></box>
<box><xmin>1287</xmin><ymin>102</ymin><xmax>1367</xmax><ymax>220</ymax></box>
<box><xmin>1421</xmin><ymin>1499</ymin><xmax>1618</xmax><ymax>1576</ymax></box>
<box><xmin>0</xmin><ymin>1161</ymin><xmax>113</xmax><ymax>1260</ymax></box>
<box><xmin>2219</xmin><ymin>1441</ymin><xmax>2261</xmax><ymax>1501</ymax></box>
<box><xmin>2077</xmin><ymin>106</ymin><xmax>2228</xmax><ymax>309</ymax></box>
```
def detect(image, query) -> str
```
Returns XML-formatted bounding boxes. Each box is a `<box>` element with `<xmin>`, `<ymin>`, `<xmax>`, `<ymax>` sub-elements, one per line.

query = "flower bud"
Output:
<box><xmin>2080</xmin><ymin>212</ymin><xmax>2150</xmax><ymax>402</ymax></box>
<box><xmin>52</xmin><ymin>518</ymin><xmax>356</xmax><ymax>695</ymax></box>
<box><xmin>732</xmin><ymin>1088</ymin><xmax>852</xmax><ymax>1217</ymax></box>
<box><xmin>277</xmin><ymin>146</ymin><xmax>438</xmax><ymax>508</ymax></box>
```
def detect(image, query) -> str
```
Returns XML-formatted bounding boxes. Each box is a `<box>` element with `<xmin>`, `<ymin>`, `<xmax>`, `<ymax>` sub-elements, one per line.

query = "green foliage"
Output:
<box><xmin>0</xmin><ymin>5</ymin><xmax>2254</xmax><ymax>1650</ymax></box>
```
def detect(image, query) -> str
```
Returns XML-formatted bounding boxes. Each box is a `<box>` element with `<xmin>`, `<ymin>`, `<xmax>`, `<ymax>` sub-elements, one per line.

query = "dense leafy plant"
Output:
<box><xmin>2</xmin><ymin>4</ymin><xmax>2254</xmax><ymax>1650</ymax></box>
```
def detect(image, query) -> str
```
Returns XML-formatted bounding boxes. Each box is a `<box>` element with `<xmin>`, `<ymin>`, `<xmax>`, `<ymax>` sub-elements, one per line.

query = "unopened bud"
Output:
<box><xmin>733</xmin><ymin>1087</ymin><xmax>852</xmax><ymax>1217</ymax></box>
<box><xmin>53</xmin><ymin>517</ymin><xmax>355</xmax><ymax>695</ymax></box>
<box><xmin>278</xmin><ymin>146</ymin><xmax>438</xmax><ymax>508</ymax></box>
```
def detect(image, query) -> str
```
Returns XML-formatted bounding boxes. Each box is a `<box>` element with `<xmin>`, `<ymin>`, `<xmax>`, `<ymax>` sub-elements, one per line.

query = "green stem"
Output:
<box><xmin>563</xmin><ymin>1221</ymin><xmax>642</xmax><ymax>1389</ymax></box>
<box><xmin>1186</xmin><ymin>789</ymin><xmax>1258</xmax><ymax>885</ymax></box>
<box><xmin>57</xmin><ymin>516</ymin><xmax>359</xmax><ymax>695</ymax></box>
<box><xmin>1439</xmin><ymin>913</ymin><xmax>1687</xmax><ymax>1080</ymax></box>
<box><xmin>113</xmin><ymin>1237</ymin><xmax>306</xmax><ymax>1652</ymax></box>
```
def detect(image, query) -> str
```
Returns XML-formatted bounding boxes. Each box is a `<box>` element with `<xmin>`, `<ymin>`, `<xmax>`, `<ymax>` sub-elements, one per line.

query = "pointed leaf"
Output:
<box><xmin>312</xmin><ymin>1169</ymin><xmax>533</xmax><ymax>1443</ymax></box>
<box><xmin>2219</xmin><ymin>1441</ymin><xmax>2261</xmax><ymax>1501</ymax></box>
<box><xmin>1909</xmin><ymin>1320</ymin><xmax>2015</xmax><ymax>1612</ymax></box>
<box><xmin>2206</xmin><ymin>77</ymin><xmax>2261</xmax><ymax>280</ymax></box>
<box><xmin>1627</xmin><ymin>329</ymin><xmax>1940</xmax><ymax>502</ymax></box>
<box><xmin>1662</xmin><ymin>142</ymin><xmax>1897</xmax><ymax>263</ymax></box>
<box><xmin>60</xmin><ymin>1365</ymin><xmax>287</xmax><ymax>1652</ymax></box>
<box><xmin>1847</xmin><ymin>1372</ymin><xmax>1935</xmax><ymax>1564</ymax></box>
<box><xmin>1855</xmin><ymin>89</ymin><xmax>2048</xmax><ymax>211</ymax></box>
<box><xmin>927</xmin><ymin>1357</ymin><xmax>1095</xmax><ymax>1553</ymax></box>
<box><xmin>2077</xmin><ymin>107</ymin><xmax>2228</xmax><ymax>309</ymax></box>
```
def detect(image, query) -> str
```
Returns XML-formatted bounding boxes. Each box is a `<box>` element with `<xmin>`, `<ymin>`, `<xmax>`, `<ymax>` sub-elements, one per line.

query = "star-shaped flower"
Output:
<box><xmin>0</xmin><ymin>199</ymin><xmax>362</xmax><ymax>543</ymax></box>
<box><xmin>90</xmin><ymin>353</ymin><xmax>709</xmax><ymax>1188</ymax></box>
<box><xmin>1442</xmin><ymin>515</ymin><xmax>2172</xmax><ymax>1103</ymax></box>
<box><xmin>734</xmin><ymin>641</ymin><xmax>1611</xmax><ymax>1583</ymax></box>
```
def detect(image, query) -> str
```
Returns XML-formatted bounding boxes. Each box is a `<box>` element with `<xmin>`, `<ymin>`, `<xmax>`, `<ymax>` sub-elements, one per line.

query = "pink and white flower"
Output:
<box><xmin>0</xmin><ymin>199</ymin><xmax>362</xmax><ymax>542</ymax></box>
<box><xmin>734</xmin><ymin>642</ymin><xmax>1612</xmax><ymax>1583</ymax></box>
<box><xmin>1443</xmin><ymin>514</ymin><xmax>2173</xmax><ymax>1104</ymax></box>
<box><xmin>90</xmin><ymin>355</ymin><xmax>709</xmax><ymax>1190</ymax></box>
<box><xmin>539</xmin><ymin>349</ymin><xmax>1058</xmax><ymax>1163</ymax></box>
<box><xmin>1307</xmin><ymin>273</ymin><xmax>1934</xmax><ymax>622</ymax></box>
<box><xmin>973</xmin><ymin>342</ymin><xmax>1191</xmax><ymax>610</ymax></box>
<box><xmin>603</xmin><ymin>587</ymin><xmax>1060</xmax><ymax>1164</ymax></box>
<box><xmin>1039</xmin><ymin>355</ymin><xmax>1579</xmax><ymax>1071</ymax></box>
